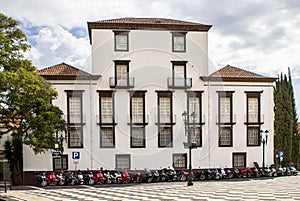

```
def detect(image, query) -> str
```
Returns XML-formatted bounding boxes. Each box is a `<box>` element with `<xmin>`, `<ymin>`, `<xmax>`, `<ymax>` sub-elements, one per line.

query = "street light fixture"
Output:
<box><xmin>260</xmin><ymin>129</ymin><xmax>269</xmax><ymax>170</ymax></box>
<box><xmin>55</xmin><ymin>129</ymin><xmax>67</xmax><ymax>170</ymax></box>
<box><xmin>182</xmin><ymin>110</ymin><xmax>197</xmax><ymax>186</ymax></box>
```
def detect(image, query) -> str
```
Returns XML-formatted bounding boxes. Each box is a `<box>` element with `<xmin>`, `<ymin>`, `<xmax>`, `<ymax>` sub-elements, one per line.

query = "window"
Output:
<box><xmin>68</xmin><ymin>127</ymin><xmax>83</xmax><ymax>148</ymax></box>
<box><xmin>158</xmin><ymin>127</ymin><xmax>172</xmax><ymax>147</ymax></box>
<box><xmin>168</xmin><ymin>61</ymin><xmax>191</xmax><ymax>88</ymax></box>
<box><xmin>110</xmin><ymin>60</ymin><xmax>133</xmax><ymax>88</ymax></box>
<box><xmin>66</xmin><ymin>90</ymin><xmax>84</xmax><ymax>148</ymax></box>
<box><xmin>157</xmin><ymin>91</ymin><xmax>174</xmax><ymax>147</ymax></box>
<box><xmin>187</xmin><ymin>91</ymin><xmax>204</xmax><ymax>147</ymax></box>
<box><xmin>114</xmin><ymin>31</ymin><xmax>129</xmax><ymax>51</ymax></box>
<box><xmin>217</xmin><ymin>92</ymin><xmax>234</xmax><ymax>147</ymax></box>
<box><xmin>129</xmin><ymin>91</ymin><xmax>147</xmax><ymax>148</ymax></box>
<box><xmin>159</xmin><ymin>97</ymin><xmax>171</xmax><ymax>123</ymax></box>
<box><xmin>191</xmin><ymin>127</ymin><xmax>202</xmax><ymax>147</ymax></box>
<box><xmin>245</xmin><ymin>92</ymin><xmax>262</xmax><ymax>147</ymax></box>
<box><xmin>66</xmin><ymin>90</ymin><xmax>84</xmax><ymax>125</ymax></box>
<box><xmin>115</xmin><ymin>154</ymin><xmax>130</xmax><ymax>170</ymax></box>
<box><xmin>100</xmin><ymin>97</ymin><xmax>113</xmax><ymax>124</ymax></box>
<box><xmin>233</xmin><ymin>153</ymin><xmax>246</xmax><ymax>168</ymax></box>
<box><xmin>246</xmin><ymin>92</ymin><xmax>262</xmax><ymax>124</ymax></box>
<box><xmin>100</xmin><ymin>127</ymin><xmax>115</xmax><ymax>148</ymax></box>
<box><xmin>173</xmin><ymin>153</ymin><xmax>187</xmax><ymax>170</ymax></box>
<box><xmin>172</xmin><ymin>32</ymin><xmax>186</xmax><ymax>52</ymax></box>
<box><xmin>247</xmin><ymin>127</ymin><xmax>260</xmax><ymax>146</ymax></box>
<box><xmin>53</xmin><ymin>155</ymin><xmax>68</xmax><ymax>171</ymax></box>
<box><xmin>219</xmin><ymin>97</ymin><xmax>231</xmax><ymax>123</ymax></box>
<box><xmin>248</xmin><ymin>98</ymin><xmax>259</xmax><ymax>123</ymax></box>
<box><xmin>219</xmin><ymin>127</ymin><xmax>232</xmax><ymax>146</ymax></box>
<box><xmin>131</xmin><ymin>127</ymin><xmax>145</xmax><ymax>148</ymax></box>
<box><xmin>131</xmin><ymin>96</ymin><xmax>144</xmax><ymax>124</ymax></box>
<box><xmin>98</xmin><ymin>91</ymin><xmax>116</xmax><ymax>148</ymax></box>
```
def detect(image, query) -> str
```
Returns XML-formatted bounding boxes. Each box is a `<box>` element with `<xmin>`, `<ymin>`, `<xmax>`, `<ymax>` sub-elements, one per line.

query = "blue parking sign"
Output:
<box><xmin>72</xmin><ymin>151</ymin><xmax>80</xmax><ymax>159</ymax></box>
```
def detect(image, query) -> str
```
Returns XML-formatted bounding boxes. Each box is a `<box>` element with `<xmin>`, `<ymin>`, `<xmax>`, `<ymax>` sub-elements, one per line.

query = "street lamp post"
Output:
<box><xmin>260</xmin><ymin>129</ymin><xmax>269</xmax><ymax>170</ymax></box>
<box><xmin>182</xmin><ymin>111</ymin><xmax>197</xmax><ymax>186</ymax></box>
<box><xmin>55</xmin><ymin>130</ymin><xmax>67</xmax><ymax>170</ymax></box>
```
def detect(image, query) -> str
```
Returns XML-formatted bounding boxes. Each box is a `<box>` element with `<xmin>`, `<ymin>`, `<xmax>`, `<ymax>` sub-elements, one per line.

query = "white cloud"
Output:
<box><xmin>25</xmin><ymin>25</ymin><xmax>90</xmax><ymax>70</ymax></box>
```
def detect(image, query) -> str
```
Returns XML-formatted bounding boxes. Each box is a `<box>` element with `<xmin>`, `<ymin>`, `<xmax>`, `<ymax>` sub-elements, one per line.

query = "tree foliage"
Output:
<box><xmin>274</xmin><ymin>68</ymin><xmax>299</xmax><ymax>165</ymax></box>
<box><xmin>0</xmin><ymin>13</ymin><xmax>66</xmax><ymax>154</ymax></box>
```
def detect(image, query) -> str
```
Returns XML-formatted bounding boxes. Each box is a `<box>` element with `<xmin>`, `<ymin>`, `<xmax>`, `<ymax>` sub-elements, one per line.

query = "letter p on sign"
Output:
<box><xmin>72</xmin><ymin>152</ymin><xmax>80</xmax><ymax>160</ymax></box>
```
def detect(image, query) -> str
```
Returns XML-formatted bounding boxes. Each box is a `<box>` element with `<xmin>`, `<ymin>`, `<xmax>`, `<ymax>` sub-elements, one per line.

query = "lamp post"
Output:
<box><xmin>55</xmin><ymin>129</ymin><xmax>67</xmax><ymax>170</ymax></box>
<box><xmin>182</xmin><ymin>111</ymin><xmax>197</xmax><ymax>186</ymax></box>
<box><xmin>260</xmin><ymin>129</ymin><xmax>269</xmax><ymax>170</ymax></box>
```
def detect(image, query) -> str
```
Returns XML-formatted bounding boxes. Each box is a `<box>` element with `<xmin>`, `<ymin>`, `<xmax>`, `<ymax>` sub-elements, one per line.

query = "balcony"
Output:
<box><xmin>96</xmin><ymin>115</ymin><xmax>118</xmax><ymax>125</ymax></box>
<box><xmin>167</xmin><ymin>77</ymin><xmax>192</xmax><ymax>89</ymax></box>
<box><xmin>244</xmin><ymin>114</ymin><xmax>264</xmax><ymax>125</ymax></box>
<box><xmin>155</xmin><ymin>115</ymin><xmax>176</xmax><ymax>125</ymax></box>
<box><xmin>109</xmin><ymin>77</ymin><xmax>134</xmax><ymax>88</ymax></box>
<box><xmin>127</xmin><ymin>114</ymin><xmax>149</xmax><ymax>125</ymax></box>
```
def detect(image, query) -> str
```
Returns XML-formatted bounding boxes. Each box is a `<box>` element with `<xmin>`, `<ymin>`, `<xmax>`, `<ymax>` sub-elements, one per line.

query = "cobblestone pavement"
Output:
<box><xmin>1</xmin><ymin>176</ymin><xmax>300</xmax><ymax>201</ymax></box>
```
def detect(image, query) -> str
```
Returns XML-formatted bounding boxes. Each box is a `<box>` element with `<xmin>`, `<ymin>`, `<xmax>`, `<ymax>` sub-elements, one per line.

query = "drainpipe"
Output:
<box><xmin>90</xmin><ymin>78</ymin><xmax>94</xmax><ymax>169</ymax></box>
<box><xmin>207</xmin><ymin>80</ymin><xmax>211</xmax><ymax>167</ymax></box>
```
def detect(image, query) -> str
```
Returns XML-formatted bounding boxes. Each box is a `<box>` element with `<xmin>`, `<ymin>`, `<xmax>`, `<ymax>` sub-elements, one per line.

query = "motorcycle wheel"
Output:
<box><xmin>123</xmin><ymin>179</ymin><xmax>130</xmax><ymax>184</ymax></box>
<box><xmin>228</xmin><ymin>173</ymin><xmax>234</xmax><ymax>179</ymax></box>
<box><xmin>41</xmin><ymin>180</ymin><xmax>47</xmax><ymax>187</ymax></box>
<box><xmin>179</xmin><ymin>175</ymin><xmax>187</xmax><ymax>182</ymax></box>
<box><xmin>215</xmin><ymin>175</ymin><xmax>220</xmax><ymax>180</ymax></box>
<box><xmin>147</xmin><ymin>177</ymin><xmax>153</xmax><ymax>183</ymax></box>
<box><xmin>89</xmin><ymin>179</ymin><xmax>94</xmax><ymax>186</ymax></box>
<box><xmin>70</xmin><ymin>179</ymin><xmax>76</xmax><ymax>185</ymax></box>
<box><xmin>99</xmin><ymin>180</ymin><xmax>105</xmax><ymax>185</ymax></box>
<box><xmin>199</xmin><ymin>174</ymin><xmax>206</xmax><ymax>181</ymax></box>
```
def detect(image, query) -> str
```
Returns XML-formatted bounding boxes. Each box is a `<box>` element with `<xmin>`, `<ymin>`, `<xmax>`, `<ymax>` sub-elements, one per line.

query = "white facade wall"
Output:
<box><xmin>23</xmin><ymin>26</ymin><xmax>275</xmax><ymax>172</ymax></box>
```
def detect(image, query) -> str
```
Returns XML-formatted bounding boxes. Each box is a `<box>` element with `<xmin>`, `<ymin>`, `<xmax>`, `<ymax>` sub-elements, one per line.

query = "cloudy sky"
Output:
<box><xmin>1</xmin><ymin>0</ymin><xmax>300</xmax><ymax>116</ymax></box>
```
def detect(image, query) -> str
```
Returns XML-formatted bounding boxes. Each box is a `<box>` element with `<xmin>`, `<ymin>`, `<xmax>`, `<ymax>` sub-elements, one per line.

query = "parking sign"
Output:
<box><xmin>72</xmin><ymin>151</ymin><xmax>80</xmax><ymax>160</ymax></box>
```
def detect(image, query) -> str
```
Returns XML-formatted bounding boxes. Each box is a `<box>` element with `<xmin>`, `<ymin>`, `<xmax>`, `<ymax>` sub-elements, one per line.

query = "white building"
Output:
<box><xmin>22</xmin><ymin>18</ymin><xmax>276</xmax><ymax>183</ymax></box>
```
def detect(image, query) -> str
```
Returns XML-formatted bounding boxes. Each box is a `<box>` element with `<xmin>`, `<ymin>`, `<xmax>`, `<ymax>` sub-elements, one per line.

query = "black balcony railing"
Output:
<box><xmin>109</xmin><ymin>77</ymin><xmax>134</xmax><ymax>88</ymax></box>
<box><xmin>167</xmin><ymin>77</ymin><xmax>192</xmax><ymax>88</ymax></box>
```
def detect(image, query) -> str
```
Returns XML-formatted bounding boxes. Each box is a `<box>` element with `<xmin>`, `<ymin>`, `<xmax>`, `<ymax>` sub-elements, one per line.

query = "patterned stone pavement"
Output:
<box><xmin>1</xmin><ymin>176</ymin><xmax>300</xmax><ymax>201</ymax></box>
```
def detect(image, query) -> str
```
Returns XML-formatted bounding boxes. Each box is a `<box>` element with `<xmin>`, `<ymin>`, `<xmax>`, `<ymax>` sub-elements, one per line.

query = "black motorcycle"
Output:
<box><xmin>141</xmin><ymin>168</ymin><xmax>153</xmax><ymax>183</ymax></box>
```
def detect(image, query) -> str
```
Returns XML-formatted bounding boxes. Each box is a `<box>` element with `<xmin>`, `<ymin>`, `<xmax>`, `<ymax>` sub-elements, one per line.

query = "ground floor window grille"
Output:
<box><xmin>115</xmin><ymin>154</ymin><xmax>130</xmax><ymax>170</ymax></box>
<box><xmin>173</xmin><ymin>153</ymin><xmax>187</xmax><ymax>169</ymax></box>
<box><xmin>53</xmin><ymin>155</ymin><xmax>68</xmax><ymax>171</ymax></box>
<box><xmin>233</xmin><ymin>153</ymin><xmax>246</xmax><ymax>168</ymax></box>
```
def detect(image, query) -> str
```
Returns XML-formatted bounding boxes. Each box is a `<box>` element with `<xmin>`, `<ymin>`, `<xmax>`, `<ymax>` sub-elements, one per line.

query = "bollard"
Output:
<box><xmin>4</xmin><ymin>181</ymin><xmax>6</xmax><ymax>193</ymax></box>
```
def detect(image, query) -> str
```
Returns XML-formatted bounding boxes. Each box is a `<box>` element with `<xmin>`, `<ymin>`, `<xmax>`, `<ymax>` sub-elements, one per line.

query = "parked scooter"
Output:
<box><xmin>83</xmin><ymin>169</ymin><xmax>95</xmax><ymax>185</ymax></box>
<box><xmin>93</xmin><ymin>170</ymin><xmax>105</xmax><ymax>185</ymax></box>
<box><xmin>141</xmin><ymin>168</ymin><xmax>153</xmax><ymax>183</ymax></box>
<box><xmin>159</xmin><ymin>167</ymin><xmax>177</xmax><ymax>181</ymax></box>
<box><xmin>35</xmin><ymin>172</ymin><xmax>47</xmax><ymax>187</ymax></box>
<box><xmin>45</xmin><ymin>171</ymin><xmax>58</xmax><ymax>186</ymax></box>
<box><xmin>194</xmin><ymin>169</ymin><xmax>206</xmax><ymax>181</ymax></box>
<box><xmin>151</xmin><ymin>170</ymin><xmax>160</xmax><ymax>182</ymax></box>
<box><xmin>177</xmin><ymin>170</ymin><xmax>194</xmax><ymax>182</ymax></box>
<box><xmin>121</xmin><ymin>170</ymin><xmax>131</xmax><ymax>184</ymax></box>
<box><xmin>110</xmin><ymin>170</ymin><xmax>122</xmax><ymax>184</ymax></box>
<box><xmin>63</xmin><ymin>171</ymin><xmax>77</xmax><ymax>185</ymax></box>
<box><xmin>56</xmin><ymin>171</ymin><xmax>65</xmax><ymax>185</ymax></box>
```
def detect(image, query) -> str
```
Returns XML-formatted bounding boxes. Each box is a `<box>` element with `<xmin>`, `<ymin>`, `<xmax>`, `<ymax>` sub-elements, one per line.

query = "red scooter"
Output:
<box><xmin>93</xmin><ymin>170</ymin><xmax>105</xmax><ymax>185</ymax></box>
<box><xmin>122</xmin><ymin>170</ymin><xmax>131</xmax><ymax>184</ymax></box>
<box><xmin>46</xmin><ymin>171</ymin><xmax>58</xmax><ymax>185</ymax></box>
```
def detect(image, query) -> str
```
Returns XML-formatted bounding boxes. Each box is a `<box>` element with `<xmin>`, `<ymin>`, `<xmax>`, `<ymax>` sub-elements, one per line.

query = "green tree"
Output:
<box><xmin>0</xmin><ymin>13</ymin><xmax>66</xmax><ymax>185</ymax></box>
<box><xmin>274</xmin><ymin>68</ymin><xmax>299</xmax><ymax>166</ymax></box>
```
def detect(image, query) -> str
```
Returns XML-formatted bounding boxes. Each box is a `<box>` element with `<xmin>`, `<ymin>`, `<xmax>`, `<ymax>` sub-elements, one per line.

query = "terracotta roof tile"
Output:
<box><xmin>96</xmin><ymin>18</ymin><xmax>207</xmax><ymax>26</ymax></box>
<box><xmin>38</xmin><ymin>63</ymin><xmax>100</xmax><ymax>80</ymax></box>
<box><xmin>201</xmin><ymin>65</ymin><xmax>277</xmax><ymax>82</ymax></box>
<box><xmin>88</xmin><ymin>17</ymin><xmax>212</xmax><ymax>44</ymax></box>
